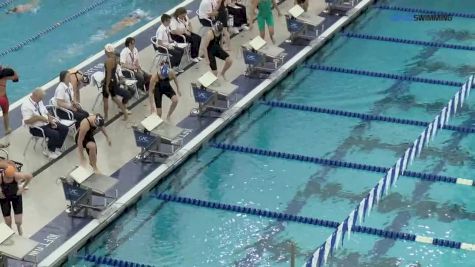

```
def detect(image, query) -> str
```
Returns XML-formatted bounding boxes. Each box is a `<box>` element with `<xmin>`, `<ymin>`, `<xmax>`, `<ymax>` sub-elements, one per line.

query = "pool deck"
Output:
<box><xmin>0</xmin><ymin>0</ymin><xmax>373</xmax><ymax>265</ymax></box>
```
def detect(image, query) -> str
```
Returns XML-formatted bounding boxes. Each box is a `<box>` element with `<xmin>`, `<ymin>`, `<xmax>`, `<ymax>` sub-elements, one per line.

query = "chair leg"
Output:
<box><xmin>23</xmin><ymin>137</ymin><xmax>33</xmax><ymax>156</ymax></box>
<box><xmin>92</xmin><ymin>94</ymin><xmax>101</xmax><ymax>111</ymax></box>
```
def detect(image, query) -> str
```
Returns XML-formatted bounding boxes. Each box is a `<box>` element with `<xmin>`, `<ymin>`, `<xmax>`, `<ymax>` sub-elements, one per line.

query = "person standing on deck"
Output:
<box><xmin>0</xmin><ymin>162</ymin><xmax>32</xmax><ymax>236</ymax></box>
<box><xmin>249</xmin><ymin>0</ymin><xmax>282</xmax><ymax>44</ymax></box>
<box><xmin>0</xmin><ymin>67</ymin><xmax>19</xmax><ymax>135</ymax></box>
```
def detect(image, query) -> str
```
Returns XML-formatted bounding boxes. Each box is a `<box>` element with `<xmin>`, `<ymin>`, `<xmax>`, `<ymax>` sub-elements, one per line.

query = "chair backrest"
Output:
<box><xmin>191</xmin><ymin>83</ymin><xmax>214</xmax><ymax>104</ymax></box>
<box><xmin>49</xmin><ymin>98</ymin><xmax>58</xmax><ymax>107</ymax></box>
<box><xmin>91</xmin><ymin>71</ymin><xmax>105</xmax><ymax>90</ymax></box>
<box><xmin>242</xmin><ymin>49</ymin><xmax>264</xmax><ymax>66</ymax></box>
<box><xmin>285</xmin><ymin>15</ymin><xmax>304</xmax><ymax>33</ymax></box>
<box><xmin>151</xmin><ymin>36</ymin><xmax>159</xmax><ymax>51</ymax></box>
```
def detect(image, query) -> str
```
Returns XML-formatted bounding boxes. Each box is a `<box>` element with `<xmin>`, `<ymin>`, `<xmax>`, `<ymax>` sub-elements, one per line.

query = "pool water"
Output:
<box><xmin>73</xmin><ymin>1</ymin><xmax>475</xmax><ymax>266</ymax></box>
<box><xmin>0</xmin><ymin>0</ymin><xmax>180</xmax><ymax>102</ymax></box>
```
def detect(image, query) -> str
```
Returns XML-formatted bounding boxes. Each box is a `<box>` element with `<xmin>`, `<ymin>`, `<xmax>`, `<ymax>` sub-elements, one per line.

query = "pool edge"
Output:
<box><xmin>38</xmin><ymin>0</ymin><xmax>374</xmax><ymax>266</ymax></box>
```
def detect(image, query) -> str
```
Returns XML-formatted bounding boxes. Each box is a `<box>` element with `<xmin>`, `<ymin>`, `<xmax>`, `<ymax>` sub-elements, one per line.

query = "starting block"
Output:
<box><xmin>61</xmin><ymin>166</ymin><xmax>118</xmax><ymax>218</ymax></box>
<box><xmin>0</xmin><ymin>223</ymin><xmax>38</xmax><ymax>266</ymax></box>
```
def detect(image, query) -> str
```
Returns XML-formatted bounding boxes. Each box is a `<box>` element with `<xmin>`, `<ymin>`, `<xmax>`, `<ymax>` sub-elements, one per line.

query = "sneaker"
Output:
<box><xmin>231</xmin><ymin>27</ymin><xmax>240</xmax><ymax>34</ymax></box>
<box><xmin>174</xmin><ymin>67</ymin><xmax>184</xmax><ymax>73</ymax></box>
<box><xmin>45</xmin><ymin>150</ymin><xmax>59</xmax><ymax>160</ymax></box>
<box><xmin>191</xmin><ymin>58</ymin><xmax>200</xmax><ymax>63</ymax></box>
<box><xmin>241</xmin><ymin>25</ymin><xmax>250</xmax><ymax>31</ymax></box>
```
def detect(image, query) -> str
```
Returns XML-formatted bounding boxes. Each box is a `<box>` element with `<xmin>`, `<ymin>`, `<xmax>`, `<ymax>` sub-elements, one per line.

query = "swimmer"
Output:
<box><xmin>0</xmin><ymin>67</ymin><xmax>19</xmax><ymax>135</ymax></box>
<box><xmin>0</xmin><ymin>161</ymin><xmax>32</xmax><ymax>236</ymax></box>
<box><xmin>6</xmin><ymin>0</ymin><xmax>39</xmax><ymax>14</ymax></box>
<box><xmin>76</xmin><ymin>114</ymin><xmax>110</xmax><ymax>173</ymax></box>
<box><xmin>106</xmin><ymin>9</ymin><xmax>148</xmax><ymax>36</ymax></box>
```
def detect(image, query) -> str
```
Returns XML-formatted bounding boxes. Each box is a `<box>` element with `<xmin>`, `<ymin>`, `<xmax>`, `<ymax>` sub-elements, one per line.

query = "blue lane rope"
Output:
<box><xmin>80</xmin><ymin>255</ymin><xmax>154</xmax><ymax>267</ymax></box>
<box><xmin>210</xmin><ymin>143</ymin><xmax>474</xmax><ymax>186</ymax></box>
<box><xmin>304</xmin><ymin>64</ymin><xmax>463</xmax><ymax>87</ymax></box>
<box><xmin>0</xmin><ymin>0</ymin><xmax>15</xmax><ymax>9</ymax></box>
<box><xmin>341</xmin><ymin>32</ymin><xmax>475</xmax><ymax>52</ymax></box>
<box><xmin>261</xmin><ymin>100</ymin><xmax>475</xmax><ymax>134</ymax></box>
<box><xmin>375</xmin><ymin>5</ymin><xmax>475</xmax><ymax>19</ymax></box>
<box><xmin>154</xmin><ymin>193</ymin><xmax>466</xmax><ymax>250</ymax></box>
<box><xmin>0</xmin><ymin>0</ymin><xmax>110</xmax><ymax>58</ymax></box>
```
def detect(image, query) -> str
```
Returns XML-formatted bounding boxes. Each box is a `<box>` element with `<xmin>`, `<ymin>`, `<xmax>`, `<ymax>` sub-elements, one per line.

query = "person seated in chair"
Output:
<box><xmin>148</xmin><ymin>62</ymin><xmax>181</xmax><ymax>120</ymax></box>
<box><xmin>0</xmin><ymin>162</ymin><xmax>32</xmax><ymax>236</ymax></box>
<box><xmin>0</xmin><ymin>67</ymin><xmax>19</xmax><ymax>135</ymax></box>
<box><xmin>119</xmin><ymin>37</ymin><xmax>151</xmax><ymax>91</ymax></box>
<box><xmin>156</xmin><ymin>14</ymin><xmax>185</xmax><ymax>73</ymax></box>
<box><xmin>198</xmin><ymin>0</ymin><xmax>219</xmax><ymax>27</ymax></box>
<box><xmin>170</xmin><ymin>7</ymin><xmax>202</xmax><ymax>63</ymax></box>
<box><xmin>54</xmin><ymin>71</ymin><xmax>89</xmax><ymax>128</ymax></box>
<box><xmin>227</xmin><ymin>0</ymin><xmax>250</xmax><ymax>32</ymax></box>
<box><xmin>21</xmin><ymin>88</ymin><xmax>69</xmax><ymax>159</ymax></box>
<box><xmin>76</xmin><ymin>114</ymin><xmax>110</xmax><ymax>174</ymax></box>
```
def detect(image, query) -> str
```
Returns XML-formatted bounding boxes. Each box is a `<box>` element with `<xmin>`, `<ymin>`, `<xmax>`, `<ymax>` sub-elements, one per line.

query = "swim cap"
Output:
<box><xmin>4</xmin><ymin>165</ymin><xmax>16</xmax><ymax>178</ymax></box>
<box><xmin>160</xmin><ymin>63</ymin><xmax>169</xmax><ymax>78</ymax></box>
<box><xmin>94</xmin><ymin>114</ymin><xmax>105</xmax><ymax>127</ymax></box>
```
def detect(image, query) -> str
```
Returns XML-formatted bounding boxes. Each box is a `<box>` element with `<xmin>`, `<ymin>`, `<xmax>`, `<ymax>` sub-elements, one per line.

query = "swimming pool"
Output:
<box><xmin>0</xmin><ymin>0</ymin><xmax>180</xmax><ymax>102</ymax></box>
<box><xmin>71</xmin><ymin>0</ymin><xmax>475</xmax><ymax>266</ymax></box>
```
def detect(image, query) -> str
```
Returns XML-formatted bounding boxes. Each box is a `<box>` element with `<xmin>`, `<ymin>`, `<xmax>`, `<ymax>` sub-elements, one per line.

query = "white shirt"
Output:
<box><xmin>170</xmin><ymin>16</ymin><xmax>190</xmax><ymax>33</ymax></box>
<box><xmin>156</xmin><ymin>24</ymin><xmax>173</xmax><ymax>46</ymax></box>
<box><xmin>54</xmin><ymin>82</ymin><xmax>74</xmax><ymax>108</ymax></box>
<box><xmin>198</xmin><ymin>0</ymin><xmax>216</xmax><ymax>19</ymax></box>
<box><xmin>120</xmin><ymin>47</ymin><xmax>139</xmax><ymax>69</ymax></box>
<box><xmin>21</xmin><ymin>96</ymin><xmax>48</xmax><ymax>127</ymax></box>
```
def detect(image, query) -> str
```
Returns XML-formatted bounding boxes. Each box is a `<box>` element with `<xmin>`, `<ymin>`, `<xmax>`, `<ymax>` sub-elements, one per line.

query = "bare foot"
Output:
<box><xmin>5</xmin><ymin>128</ymin><xmax>12</xmax><ymax>135</ymax></box>
<box><xmin>220</xmin><ymin>73</ymin><xmax>227</xmax><ymax>81</ymax></box>
<box><xmin>93</xmin><ymin>168</ymin><xmax>102</xmax><ymax>175</ymax></box>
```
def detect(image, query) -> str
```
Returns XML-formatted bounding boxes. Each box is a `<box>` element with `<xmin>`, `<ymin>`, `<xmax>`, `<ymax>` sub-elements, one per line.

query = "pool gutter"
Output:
<box><xmin>38</xmin><ymin>0</ymin><xmax>374</xmax><ymax>266</ymax></box>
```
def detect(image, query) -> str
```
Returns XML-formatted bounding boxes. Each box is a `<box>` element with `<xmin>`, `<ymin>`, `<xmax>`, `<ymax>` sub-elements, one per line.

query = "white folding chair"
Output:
<box><xmin>91</xmin><ymin>71</ymin><xmax>104</xmax><ymax>111</ymax></box>
<box><xmin>48</xmin><ymin>99</ymin><xmax>77</xmax><ymax>137</ymax></box>
<box><xmin>120</xmin><ymin>68</ymin><xmax>140</xmax><ymax>99</ymax></box>
<box><xmin>23</xmin><ymin>125</ymin><xmax>47</xmax><ymax>156</ymax></box>
<box><xmin>196</xmin><ymin>10</ymin><xmax>213</xmax><ymax>36</ymax></box>
<box><xmin>150</xmin><ymin>36</ymin><xmax>172</xmax><ymax>72</ymax></box>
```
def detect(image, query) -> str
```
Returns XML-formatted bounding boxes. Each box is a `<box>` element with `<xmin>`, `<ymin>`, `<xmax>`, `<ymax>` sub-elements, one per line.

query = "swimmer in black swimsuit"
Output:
<box><xmin>0</xmin><ymin>161</ymin><xmax>32</xmax><ymax>236</ymax></box>
<box><xmin>104</xmin><ymin>44</ymin><xmax>131</xmax><ymax>121</ymax></box>
<box><xmin>76</xmin><ymin>114</ymin><xmax>110</xmax><ymax>173</ymax></box>
<box><xmin>148</xmin><ymin>62</ymin><xmax>181</xmax><ymax>120</ymax></box>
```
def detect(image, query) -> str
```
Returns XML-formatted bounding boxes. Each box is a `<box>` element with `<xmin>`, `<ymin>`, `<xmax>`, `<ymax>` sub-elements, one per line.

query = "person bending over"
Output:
<box><xmin>68</xmin><ymin>69</ymin><xmax>90</xmax><ymax>103</ymax></box>
<box><xmin>148</xmin><ymin>62</ymin><xmax>181</xmax><ymax>120</ymax></box>
<box><xmin>0</xmin><ymin>67</ymin><xmax>19</xmax><ymax>135</ymax></box>
<box><xmin>203</xmin><ymin>21</ymin><xmax>233</xmax><ymax>80</ymax></box>
<box><xmin>54</xmin><ymin>70</ymin><xmax>89</xmax><ymax>128</ymax></box>
<box><xmin>76</xmin><ymin>114</ymin><xmax>110</xmax><ymax>173</ymax></box>
<box><xmin>0</xmin><ymin>162</ymin><xmax>32</xmax><ymax>236</ymax></box>
<box><xmin>103</xmin><ymin>44</ymin><xmax>131</xmax><ymax>121</ymax></box>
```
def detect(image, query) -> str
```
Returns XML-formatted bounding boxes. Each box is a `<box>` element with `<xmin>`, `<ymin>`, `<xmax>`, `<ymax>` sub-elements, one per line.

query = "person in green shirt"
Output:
<box><xmin>249</xmin><ymin>0</ymin><xmax>282</xmax><ymax>44</ymax></box>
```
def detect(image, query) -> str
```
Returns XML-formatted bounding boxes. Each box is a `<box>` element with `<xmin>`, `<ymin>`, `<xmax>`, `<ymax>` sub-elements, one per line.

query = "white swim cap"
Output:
<box><xmin>104</xmin><ymin>44</ymin><xmax>115</xmax><ymax>53</ymax></box>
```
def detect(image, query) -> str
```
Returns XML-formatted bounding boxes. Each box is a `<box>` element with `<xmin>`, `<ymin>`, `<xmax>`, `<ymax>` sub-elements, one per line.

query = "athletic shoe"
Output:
<box><xmin>241</xmin><ymin>25</ymin><xmax>250</xmax><ymax>31</ymax></box>
<box><xmin>191</xmin><ymin>58</ymin><xmax>200</xmax><ymax>63</ymax></box>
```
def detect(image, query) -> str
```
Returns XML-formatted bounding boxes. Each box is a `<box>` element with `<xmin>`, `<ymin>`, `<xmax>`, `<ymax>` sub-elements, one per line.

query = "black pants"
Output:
<box><xmin>227</xmin><ymin>4</ymin><xmax>247</xmax><ymax>27</ymax></box>
<box><xmin>123</xmin><ymin>69</ymin><xmax>151</xmax><ymax>91</ymax></box>
<box><xmin>56</xmin><ymin>108</ymin><xmax>89</xmax><ymax>128</ymax></box>
<box><xmin>171</xmin><ymin>33</ymin><xmax>201</xmax><ymax>59</ymax></box>
<box><xmin>199</xmin><ymin>18</ymin><xmax>214</xmax><ymax>27</ymax></box>
<box><xmin>30</xmin><ymin>123</ymin><xmax>69</xmax><ymax>152</ymax></box>
<box><xmin>158</xmin><ymin>46</ymin><xmax>184</xmax><ymax>68</ymax></box>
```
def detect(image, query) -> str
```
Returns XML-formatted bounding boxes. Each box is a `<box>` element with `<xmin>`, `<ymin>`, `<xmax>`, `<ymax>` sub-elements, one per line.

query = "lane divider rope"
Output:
<box><xmin>0</xmin><ymin>0</ymin><xmax>15</xmax><ymax>9</ymax></box>
<box><xmin>0</xmin><ymin>0</ymin><xmax>110</xmax><ymax>58</ymax></box>
<box><xmin>307</xmin><ymin>75</ymin><xmax>474</xmax><ymax>266</ymax></box>
<box><xmin>304</xmin><ymin>64</ymin><xmax>463</xmax><ymax>87</ymax></box>
<box><xmin>80</xmin><ymin>255</ymin><xmax>154</xmax><ymax>267</ymax></box>
<box><xmin>261</xmin><ymin>100</ymin><xmax>475</xmax><ymax>134</ymax></box>
<box><xmin>210</xmin><ymin>143</ymin><xmax>474</xmax><ymax>187</ymax></box>
<box><xmin>341</xmin><ymin>32</ymin><xmax>475</xmax><ymax>51</ymax></box>
<box><xmin>375</xmin><ymin>5</ymin><xmax>475</xmax><ymax>19</ymax></box>
<box><xmin>154</xmin><ymin>193</ymin><xmax>475</xmax><ymax>251</ymax></box>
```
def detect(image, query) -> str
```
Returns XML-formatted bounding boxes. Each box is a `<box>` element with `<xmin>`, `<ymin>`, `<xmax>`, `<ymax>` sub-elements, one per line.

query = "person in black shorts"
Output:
<box><xmin>103</xmin><ymin>44</ymin><xmax>131</xmax><ymax>121</ymax></box>
<box><xmin>148</xmin><ymin>62</ymin><xmax>181</xmax><ymax>120</ymax></box>
<box><xmin>76</xmin><ymin>114</ymin><xmax>110</xmax><ymax>173</ymax></box>
<box><xmin>0</xmin><ymin>161</ymin><xmax>32</xmax><ymax>235</ymax></box>
<box><xmin>203</xmin><ymin>21</ymin><xmax>233</xmax><ymax>80</ymax></box>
